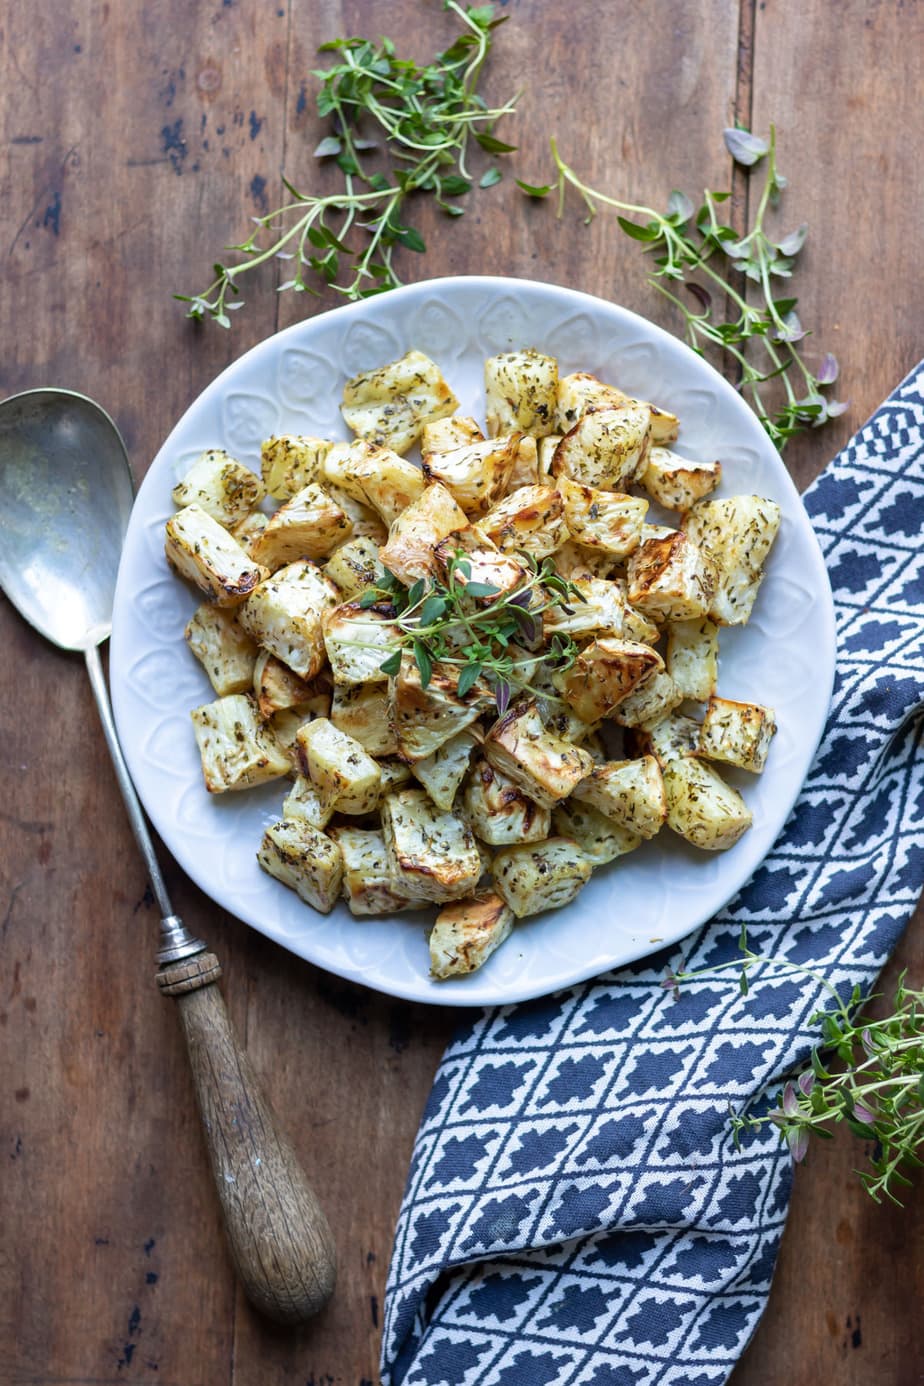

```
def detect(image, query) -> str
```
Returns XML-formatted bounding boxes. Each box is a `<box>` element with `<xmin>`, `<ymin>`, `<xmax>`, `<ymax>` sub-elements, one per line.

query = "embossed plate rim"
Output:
<box><xmin>110</xmin><ymin>275</ymin><xmax>836</xmax><ymax>1005</ymax></box>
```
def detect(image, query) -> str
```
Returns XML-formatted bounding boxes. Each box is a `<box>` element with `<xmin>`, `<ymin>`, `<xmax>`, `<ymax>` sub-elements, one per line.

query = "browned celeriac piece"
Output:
<box><xmin>557</xmin><ymin>476</ymin><xmax>649</xmax><ymax>557</ymax></box>
<box><xmin>642</xmin><ymin>447</ymin><xmax>722</xmax><ymax>511</ymax></box>
<box><xmin>322</xmin><ymin>601</ymin><xmax>401</xmax><ymax>686</ymax></box>
<box><xmin>165</xmin><ymin>504</ymin><xmax>269</xmax><ymax>607</ymax></box>
<box><xmin>282</xmin><ymin>774</ymin><xmax>334</xmax><ymax>831</ymax></box>
<box><xmin>237</xmin><ymin>560</ymin><xmax>339</xmax><ymax>679</ymax></box>
<box><xmin>434</xmin><ymin>538</ymin><xmax>528</xmax><ymax>600</ymax></box>
<box><xmin>420</xmin><ymin>414</ymin><xmax>485</xmax><ymax>457</ymax></box>
<box><xmin>623</xmin><ymin>604</ymin><xmax>662</xmax><ymax>645</ymax></box>
<box><xmin>699</xmin><ymin>695</ymin><xmax>777</xmax><ymax>773</ymax></box>
<box><xmin>506</xmin><ymin>435</ymin><xmax>540</xmax><ymax>489</ymax></box>
<box><xmin>250</xmin><ymin>482</ymin><xmax>352</xmax><ymax>569</ymax></box>
<box><xmin>611</xmin><ymin>668</ymin><xmax>684</xmax><ymax>730</ymax></box>
<box><xmin>492</xmin><ymin>838</ymin><xmax>592</xmax><ymax>918</ymax></box>
<box><xmin>483</xmin><ymin>700</ymin><xmax>595</xmax><ymax>808</ymax></box>
<box><xmin>322</xmin><ymin>534</ymin><xmax>386</xmax><ymax>599</ymax></box>
<box><xmin>682</xmin><ymin>494</ymin><xmax>782</xmax><ymax>626</ymax></box>
<box><xmin>381</xmin><ymin>788</ymin><xmax>482</xmax><ymax>903</ymax></box>
<box><xmin>172</xmin><ymin>449</ymin><xmax>265</xmax><ymax>529</ymax></box>
<box><xmin>462</xmin><ymin>754</ymin><xmax>552</xmax><ymax>845</ymax></box>
<box><xmin>410</xmin><ymin>729</ymin><xmax>479</xmax><ymax>811</ymax></box>
<box><xmin>379</xmin><ymin>483</ymin><xmax>470</xmax><ymax>586</ymax></box>
<box><xmin>537</xmin><ymin>434</ymin><xmax>563</xmax><ymax>477</ymax></box>
<box><xmin>543</xmin><ymin>576</ymin><xmax>625</xmax><ymax>639</ymax></box>
<box><xmin>261</xmin><ymin>435</ymin><xmax>333</xmax><ymax>500</ymax></box>
<box><xmin>554</xmin><ymin>371</ymin><xmax>679</xmax><ymax>444</ymax></box>
<box><xmin>184</xmin><ymin>604</ymin><xmax>258</xmax><ymax>697</ymax></box>
<box><xmin>429</xmin><ymin>893</ymin><xmax>515</xmax><ymax>979</ymax></box>
<box><xmin>295</xmin><ymin>717</ymin><xmax>381</xmax><ymax>815</ymax></box>
<box><xmin>480</xmin><ymin>484</ymin><xmax>568</xmax><ymax>557</ymax></box>
<box><xmin>232</xmin><ymin>509</ymin><xmax>269</xmax><ymax>558</ymax></box>
<box><xmin>328</xmin><ymin>826</ymin><xmax>425</xmax><ymax>916</ymax></box>
<box><xmin>663</xmin><ymin>757</ymin><xmax>753</xmax><ymax>851</ymax></box>
<box><xmin>573</xmin><ymin>756</ymin><xmax>666</xmax><ymax>839</ymax></box>
<box><xmin>191</xmin><ymin>693</ymin><xmax>291</xmax><ymax>793</ymax></box>
<box><xmin>484</xmin><ymin>349</ymin><xmax>558</xmax><ymax>437</ymax></box>
<box><xmin>257</xmin><ymin>819</ymin><xmax>343</xmax><ymax>913</ymax></box>
<box><xmin>632</xmin><ymin>712</ymin><xmax>703</xmax><ymax>767</ymax></box>
<box><xmin>391</xmin><ymin>653</ymin><xmax>488</xmax><ymax>761</ymax></box>
<box><xmin>550</xmin><ymin>540</ymin><xmax>618</xmax><ymax>581</ymax></box>
<box><xmin>330</xmin><ymin>443</ymin><xmax>427</xmax><ymax>527</ymax></box>
<box><xmin>422</xmin><ymin>433</ymin><xmax>521</xmax><ymax>516</ymax></box>
<box><xmin>560</xmin><ymin>638</ymin><xmax>664</xmax><ymax>723</ymax></box>
<box><xmin>552</xmin><ymin>404</ymin><xmax>652</xmax><ymax>490</ymax></box>
<box><xmin>324</xmin><ymin>481</ymin><xmax>389</xmax><ymax>544</ymax></box>
<box><xmin>626</xmin><ymin>531</ymin><xmax>717</xmax><ymax>622</ymax></box>
<box><xmin>341</xmin><ymin>350</ymin><xmax>459</xmax><ymax>454</ymax></box>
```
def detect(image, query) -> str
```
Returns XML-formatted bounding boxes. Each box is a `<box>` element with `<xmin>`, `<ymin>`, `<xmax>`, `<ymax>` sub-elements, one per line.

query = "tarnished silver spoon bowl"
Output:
<box><xmin>0</xmin><ymin>387</ymin><xmax>336</xmax><ymax>1325</ymax></box>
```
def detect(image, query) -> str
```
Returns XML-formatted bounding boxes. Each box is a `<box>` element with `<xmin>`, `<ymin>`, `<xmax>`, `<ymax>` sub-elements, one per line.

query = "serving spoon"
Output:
<box><xmin>0</xmin><ymin>388</ymin><xmax>336</xmax><ymax>1324</ymax></box>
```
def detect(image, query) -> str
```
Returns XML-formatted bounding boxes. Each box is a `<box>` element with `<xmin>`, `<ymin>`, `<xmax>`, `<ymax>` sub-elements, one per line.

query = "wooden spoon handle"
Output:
<box><xmin>156</xmin><ymin>952</ymin><xmax>336</xmax><ymax>1324</ymax></box>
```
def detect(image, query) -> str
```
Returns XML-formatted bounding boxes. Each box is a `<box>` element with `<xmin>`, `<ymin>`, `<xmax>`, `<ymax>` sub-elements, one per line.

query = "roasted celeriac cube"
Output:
<box><xmin>552</xmin><ymin>801</ymin><xmax>641</xmax><ymax>864</ymax></box>
<box><xmin>462</xmin><ymin>754</ymin><xmax>552</xmax><ymax>845</ymax></box>
<box><xmin>574</xmin><ymin>756</ymin><xmax>666</xmax><ymax>839</ymax></box>
<box><xmin>295</xmin><ymin>717</ymin><xmax>381</xmax><ymax>815</ymax></box>
<box><xmin>554</xmin><ymin>372</ymin><xmax>678</xmax><ymax>444</ymax></box>
<box><xmin>699</xmin><ymin>696</ymin><xmax>777</xmax><ymax>773</ymax></box>
<box><xmin>633</xmin><ymin>712</ymin><xmax>703</xmax><ymax>766</ymax></box>
<box><xmin>379</xmin><ymin>483</ymin><xmax>470</xmax><ymax>586</ymax></box>
<box><xmin>322</xmin><ymin>602</ymin><xmax>400</xmax><ymax>686</ymax></box>
<box><xmin>429</xmin><ymin>892</ymin><xmax>515</xmax><ymax>979</ymax></box>
<box><xmin>377</xmin><ymin>758</ymin><xmax>414</xmax><ymax>800</ymax></box>
<box><xmin>557</xmin><ymin>477</ymin><xmax>648</xmax><ymax>557</ymax></box>
<box><xmin>328</xmin><ymin>826</ymin><xmax>423</xmax><ymax>916</ymax></box>
<box><xmin>191</xmin><ymin>693</ymin><xmax>290</xmax><ymax>793</ymax></box>
<box><xmin>257</xmin><ymin>819</ymin><xmax>343</xmax><ymax>913</ymax></box>
<box><xmin>165</xmin><ymin>504</ymin><xmax>269</xmax><ymax>607</ymax></box>
<box><xmin>420</xmin><ymin>414</ymin><xmax>485</xmax><ymax>456</ymax></box>
<box><xmin>484</xmin><ymin>349</ymin><xmax>558</xmax><ymax>437</ymax></box>
<box><xmin>331</xmin><ymin>680</ymin><xmax>397</xmax><ymax>758</ymax></box>
<box><xmin>434</xmin><ymin>540</ymin><xmax>528</xmax><ymax>600</ymax></box>
<box><xmin>250</xmin><ymin>483</ymin><xmax>352</xmax><ymax>568</ymax></box>
<box><xmin>322</xmin><ymin>534</ymin><xmax>386</xmax><ymax>599</ymax></box>
<box><xmin>528</xmin><ymin>660</ymin><xmax>603</xmax><ymax>746</ymax></box>
<box><xmin>410</xmin><ymin>729</ymin><xmax>479</xmax><ymax>811</ymax></box>
<box><xmin>683</xmin><ymin>495</ymin><xmax>782</xmax><ymax>625</ymax></box>
<box><xmin>282</xmin><ymin>774</ymin><xmax>334</xmax><ymax>831</ymax></box>
<box><xmin>492</xmin><ymin>838</ymin><xmax>592</xmax><ymax>918</ymax></box>
<box><xmin>184</xmin><ymin>604</ymin><xmax>258</xmax><ymax>697</ymax></box>
<box><xmin>483</xmin><ymin>700</ymin><xmax>595</xmax><ymax>808</ymax></box>
<box><xmin>663</xmin><ymin>757</ymin><xmax>753</xmax><ymax>850</ymax></box>
<box><xmin>544</xmin><ymin>576</ymin><xmax>625</xmax><ymax>639</ymax></box>
<box><xmin>172</xmin><ymin>450</ymin><xmax>265</xmax><ymax>529</ymax></box>
<box><xmin>237</xmin><ymin>560</ymin><xmax>339</xmax><ymax>679</ymax></box>
<box><xmin>253</xmin><ymin>649</ymin><xmax>316</xmax><ymax>718</ymax></box>
<box><xmin>666</xmin><ymin>617</ymin><xmax>719</xmax><ymax>702</ymax></box>
<box><xmin>271</xmin><ymin>701</ymin><xmax>328</xmax><ymax>766</ymax></box>
<box><xmin>552</xmin><ymin>405</ymin><xmax>652</xmax><ymax>491</ymax></box>
<box><xmin>261</xmin><ymin>435</ymin><xmax>333</xmax><ymax>500</ymax></box>
<box><xmin>341</xmin><ymin>350</ymin><xmax>459</xmax><ymax>455</ymax></box>
<box><xmin>381</xmin><ymin>788</ymin><xmax>482</xmax><ymax>902</ymax></box>
<box><xmin>642</xmin><ymin>447</ymin><xmax>721</xmax><ymax>511</ymax></box>
<box><xmin>626</xmin><ymin>531</ymin><xmax>717</xmax><ymax>622</ymax></box>
<box><xmin>480</xmin><ymin>484</ymin><xmax>567</xmax><ymax>557</ymax></box>
<box><xmin>328</xmin><ymin>442</ymin><xmax>427</xmax><ymax>527</ymax></box>
<box><xmin>422</xmin><ymin>434</ymin><xmax>521</xmax><ymax>516</ymax></box>
<box><xmin>391</xmin><ymin>653</ymin><xmax>487</xmax><ymax>761</ymax></box>
<box><xmin>611</xmin><ymin>667</ymin><xmax>684</xmax><ymax>730</ymax></box>
<box><xmin>561</xmin><ymin>638</ymin><xmax>663</xmax><ymax>723</ymax></box>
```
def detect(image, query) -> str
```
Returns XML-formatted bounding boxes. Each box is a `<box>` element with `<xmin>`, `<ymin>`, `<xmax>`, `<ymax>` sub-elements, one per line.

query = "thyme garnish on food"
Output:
<box><xmin>519</xmin><ymin>127</ymin><xmax>846</xmax><ymax>451</ymax></box>
<box><xmin>666</xmin><ymin>932</ymin><xmax>924</xmax><ymax>1204</ymax></box>
<box><xmin>177</xmin><ymin>2</ymin><xmax>516</xmax><ymax>325</ymax></box>
<box><xmin>358</xmin><ymin>552</ymin><xmax>583</xmax><ymax>714</ymax></box>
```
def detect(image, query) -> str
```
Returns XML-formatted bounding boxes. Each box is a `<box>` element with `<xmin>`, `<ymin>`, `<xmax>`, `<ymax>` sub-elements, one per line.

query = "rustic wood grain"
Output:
<box><xmin>0</xmin><ymin>0</ymin><xmax>920</xmax><ymax>1383</ymax></box>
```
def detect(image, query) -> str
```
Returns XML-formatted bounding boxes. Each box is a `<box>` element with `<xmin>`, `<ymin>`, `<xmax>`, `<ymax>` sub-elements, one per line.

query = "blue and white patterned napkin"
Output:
<box><xmin>381</xmin><ymin>364</ymin><xmax>924</xmax><ymax>1386</ymax></box>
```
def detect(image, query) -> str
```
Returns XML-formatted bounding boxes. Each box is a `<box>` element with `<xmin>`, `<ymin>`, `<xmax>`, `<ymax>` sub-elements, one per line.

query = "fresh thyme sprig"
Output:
<box><xmin>358</xmin><ymin>552</ymin><xmax>583</xmax><ymax>714</ymax></box>
<box><xmin>666</xmin><ymin>934</ymin><xmax>924</xmax><ymax>1204</ymax></box>
<box><xmin>177</xmin><ymin>2</ymin><xmax>516</xmax><ymax>326</ymax></box>
<box><xmin>519</xmin><ymin>127</ymin><xmax>846</xmax><ymax>451</ymax></box>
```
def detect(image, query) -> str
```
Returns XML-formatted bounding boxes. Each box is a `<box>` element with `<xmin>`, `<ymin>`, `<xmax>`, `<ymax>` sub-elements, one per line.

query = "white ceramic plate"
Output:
<box><xmin>110</xmin><ymin>275</ymin><xmax>835</xmax><ymax>1006</ymax></box>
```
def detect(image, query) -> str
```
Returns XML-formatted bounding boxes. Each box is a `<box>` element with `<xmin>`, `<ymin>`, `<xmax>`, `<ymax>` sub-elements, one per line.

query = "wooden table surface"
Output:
<box><xmin>1</xmin><ymin>1</ymin><xmax>922</xmax><ymax>1382</ymax></box>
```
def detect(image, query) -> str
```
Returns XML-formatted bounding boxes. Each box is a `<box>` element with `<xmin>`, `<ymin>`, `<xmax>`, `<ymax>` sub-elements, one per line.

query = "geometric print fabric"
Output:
<box><xmin>382</xmin><ymin>363</ymin><xmax>924</xmax><ymax>1386</ymax></box>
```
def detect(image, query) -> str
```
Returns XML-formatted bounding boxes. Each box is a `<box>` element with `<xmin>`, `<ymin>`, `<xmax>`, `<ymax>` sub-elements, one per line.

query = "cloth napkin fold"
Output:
<box><xmin>381</xmin><ymin>363</ymin><xmax>924</xmax><ymax>1386</ymax></box>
